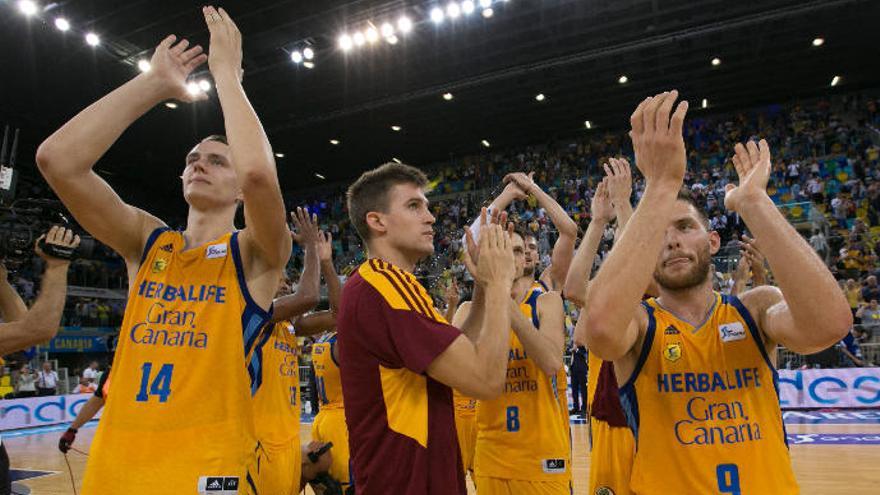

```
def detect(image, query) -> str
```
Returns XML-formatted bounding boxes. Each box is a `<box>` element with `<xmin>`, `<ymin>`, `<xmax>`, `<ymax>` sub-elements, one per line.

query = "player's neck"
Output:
<box><xmin>655</xmin><ymin>279</ymin><xmax>715</xmax><ymax>327</ymax></box>
<box><xmin>511</xmin><ymin>275</ymin><xmax>532</xmax><ymax>302</ymax></box>
<box><xmin>183</xmin><ymin>205</ymin><xmax>237</xmax><ymax>250</ymax></box>
<box><xmin>367</xmin><ymin>241</ymin><xmax>418</xmax><ymax>273</ymax></box>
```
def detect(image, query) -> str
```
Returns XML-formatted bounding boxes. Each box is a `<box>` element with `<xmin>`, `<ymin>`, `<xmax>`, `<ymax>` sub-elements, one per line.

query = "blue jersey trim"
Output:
<box><xmin>138</xmin><ymin>226</ymin><xmax>171</xmax><ymax>267</ymax></box>
<box><xmin>622</xmin><ymin>302</ymin><xmax>656</xmax><ymax>390</ymax></box>
<box><xmin>230</xmin><ymin>231</ymin><xmax>273</xmax><ymax>357</ymax></box>
<box><xmin>247</xmin><ymin>323</ymin><xmax>274</xmax><ymax>396</ymax></box>
<box><xmin>618</xmin><ymin>301</ymin><xmax>656</xmax><ymax>448</ymax></box>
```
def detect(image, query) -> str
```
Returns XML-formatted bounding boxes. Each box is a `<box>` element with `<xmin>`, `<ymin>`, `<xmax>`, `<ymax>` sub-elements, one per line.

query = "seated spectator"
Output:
<box><xmin>855</xmin><ymin>299</ymin><xmax>880</xmax><ymax>341</ymax></box>
<box><xmin>36</xmin><ymin>362</ymin><xmax>59</xmax><ymax>396</ymax></box>
<box><xmin>72</xmin><ymin>377</ymin><xmax>97</xmax><ymax>395</ymax></box>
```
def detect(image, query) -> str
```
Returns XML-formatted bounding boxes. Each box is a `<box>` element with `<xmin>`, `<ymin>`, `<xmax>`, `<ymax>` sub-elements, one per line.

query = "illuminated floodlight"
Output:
<box><xmin>443</xmin><ymin>92</ymin><xmax>454</xmax><ymax>100</ymax></box>
<box><xmin>481</xmin><ymin>139</ymin><xmax>490</xmax><ymax>148</ymax></box>
<box><xmin>618</xmin><ymin>75</ymin><xmax>628</xmax><ymax>84</ymax></box>
<box><xmin>431</xmin><ymin>7</ymin><xmax>445</xmax><ymax>24</ymax></box>
<box><xmin>365</xmin><ymin>27</ymin><xmax>379</xmax><ymax>43</ymax></box>
<box><xmin>584</xmin><ymin>120</ymin><xmax>592</xmax><ymax>129</ymax></box>
<box><xmin>339</xmin><ymin>34</ymin><xmax>353</xmax><ymax>51</ymax></box>
<box><xmin>381</xmin><ymin>22</ymin><xmax>395</xmax><ymax>37</ymax></box>
<box><xmin>353</xmin><ymin>31</ymin><xmax>366</xmax><ymax>46</ymax></box>
<box><xmin>386</xmin><ymin>35</ymin><xmax>399</xmax><ymax>45</ymax></box>
<box><xmin>391</xmin><ymin>125</ymin><xmax>402</xmax><ymax>132</ymax></box>
<box><xmin>479</xmin><ymin>0</ymin><xmax>492</xmax><ymax>7</ymax></box>
<box><xmin>274</xmin><ymin>153</ymin><xmax>285</xmax><ymax>158</ymax></box>
<box><xmin>330</xmin><ymin>139</ymin><xmax>340</xmax><ymax>145</ymax></box>
<box><xmin>462</xmin><ymin>1</ymin><xmax>475</xmax><ymax>14</ymax></box>
<box><xmin>18</xmin><ymin>1</ymin><xmax>38</xmax><ymax>16</ymax></box>
<box><xmin>198</xmin><ymin>80</ymin><xmax>211</xmax><ymax>92</ymax></box>
<box><xmin>392</xmin><ymin>157</ymin><xmax>403</xmax><ymax>164</ymax></box>
<box><xmin>447</xmin><ymin>3</ymin><xmax>461</xmax><ymax>19</ymax></box>
<box><xmin>290</xmin><ymin>51</ymin><xmax>303</xmax><ymax>63</ymax></box>
<box><xmin>85</xmin><ymin>32</ymin><xmax>100</xmax><ymax>46</ymax></box>
<box><xmin>303</xmin><ymin>47</ymin><xmax>314</xmax><ymax>60</ymax></box>
<box><xmin>165</xmin><ymin>102</ymin><xmax>178</xmax><ymax>109</ymax></box>
<box><xmin>137</xmin><ymin>60</ymin><xmax>151</xmax><ymax>72</ymax></box>
<box><xmin>812</xmin><ymin>37</ymin><xmax>824</xmax><ymax>47</ymax></box>
<box><xmin>701</xmin><ymin>98</ymin><xmax>708</xmax><ymax>109</ymax></box>
<box><xmin>482</xmin><ymin>8</ymin><xmax>494</xmax><ymax>18</ymax></box>
<box><xmin>186</xmin><ymin>82</ymin><xmax>201</xmax><ymax>96</ymax></box>
<box><xmin>55</xmin><ymin>17</ymin><xmax>70</xmax><ymax>31</ymax></box>
<box><xmin>711</xmin><ymin>57</ymin><xmax>721</xmax><ymax>66</ymax></box>
<box><xmin>535</xmin><ymin>93</ymin><xmax>545</xmax><ymax>102</ymax></box>
<box><xmin>315</xmin><ymin>173</ymin><xmax>326</xmax><ymax>180</ymax></box>
<box><xmin>398</xmin><ymin>16</ymin><xmax>413</xmax><ymax>33</ymax></box>
<box><xmin>303</xmin><ymin>61</ymin><xmax>315</xmax><ymax>69</ymax></box>
<box><xmin>831</xmin><ymin>75</ymin><xmax>841</xmax><ymax>87</ymax></box>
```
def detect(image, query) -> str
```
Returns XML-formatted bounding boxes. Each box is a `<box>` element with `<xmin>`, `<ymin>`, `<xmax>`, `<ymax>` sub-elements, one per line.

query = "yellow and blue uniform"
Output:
<box><xmin>620</xmin><ymin>293</ymin><xmax>799</xmax><ymax>494</ymax></box>
<box><xmin>311</xmin><ymin>332</ymin><xmax>351</xmax><ymax>488</ymax></box>
<box><xmin>474</xmin><ymin>289</ymin><xmax>572</xmax><ymax>495</ymax></box>
<box><xmin>82</xmin><ymin>229</ymin><xmax>270</xmax><ymax>495</ymax></box>
<box><xmin>587</xmin><ymin>351</ymin><xmax>635</xmax><ymax>495</ymax></box>
<box><xmin>453</xmin><ymin>389</ymin><xmax>477</xmax><ymax>475</ymax></box>
<box><xmin>246</xmin><ymin>320</ymin><xmax>301</xmax><ymax>495</ymax></box>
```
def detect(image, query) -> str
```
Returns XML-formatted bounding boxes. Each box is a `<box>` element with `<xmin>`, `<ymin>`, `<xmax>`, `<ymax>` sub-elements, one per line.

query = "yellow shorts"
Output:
<box><xmin>473</xmin><ymin>476</ymin><xmax>571</xmax><ymax>495</ymax></box>
<box><xmin>589</xmin><ymin>419</ymin><xmax>635</xmax><ymax>495</ymax></box>
<box><xmin>454</xmin><ymin>412</ymin><xmax>477</xmax><ymax>473</ymax></box>
<box><xmin>246</xmin><ymin>441</ymin><xmax>301</xmax><ymax>495</ymax></box>
<box><xmin>311</xmin><ymin>407</ymin><xmax>350</xmax><ymax>486</ymax></box>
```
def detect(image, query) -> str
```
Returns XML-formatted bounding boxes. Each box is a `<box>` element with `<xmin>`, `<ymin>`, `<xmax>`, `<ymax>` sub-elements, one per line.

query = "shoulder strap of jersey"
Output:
<box><xmin>138</xmin><ymin>227</ymin><xmax>172</xmax><ymax>266</ymax></box>
<box><xmin>230</xmin><ymin>231</ymin><xmax>274</xmax><ymax>357</ymax></box>
<box><xmin>724</xmin><ymin>294</ymin><xmax>775</xmax><ymax>373</ymax></box>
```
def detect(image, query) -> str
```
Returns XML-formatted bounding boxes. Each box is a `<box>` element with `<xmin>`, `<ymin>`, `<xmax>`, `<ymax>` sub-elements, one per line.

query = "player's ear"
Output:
<box><xmin>708</xmin><ymin>230</ymin><xmax>721</xmax><ymax>256</ymax></box>
<box><xmin>365</xmin><ymin>211</ymin><xmax>387</xmax><ymax>235</ymax></box>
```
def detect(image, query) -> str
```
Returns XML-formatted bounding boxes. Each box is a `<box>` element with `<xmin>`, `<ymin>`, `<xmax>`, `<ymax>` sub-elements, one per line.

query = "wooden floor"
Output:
<box><xmin>5</xmin><ymin>420</ymin><xmax>880</xmax><ymax>494</ymax></box>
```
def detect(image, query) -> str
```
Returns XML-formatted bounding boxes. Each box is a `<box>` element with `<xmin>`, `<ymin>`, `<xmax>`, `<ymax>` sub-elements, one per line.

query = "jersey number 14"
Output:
<box><xmin>136</xmin><ymin>362</ymin><xmax>174</xmax><ymax>403</ymax></box>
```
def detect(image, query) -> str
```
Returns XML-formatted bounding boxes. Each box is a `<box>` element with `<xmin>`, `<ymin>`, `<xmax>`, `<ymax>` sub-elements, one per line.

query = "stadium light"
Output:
<box><xmin>535</xmin><ymin>93</ymin><xmax>546</xmax><ymax>102</ymax></box>
<box><xmin>431</xmin><ymin>7</ymin><xmax>445</xmax><ymax>24</ymax></box>
<box><xmin>386</xmin><ymin>35</ymin><xmax>399</xmax><ymax>45</ymax></box>
<box><xmin>330</xmin><ymin>139</ymin><xmax>340</xmax><ymax>145</ymax></box>
<box><xmin>392</xmin><ymin>157</ymin><xmax>403</xmax><ymax>164</ymax></box>
<box><xmin>381</xmin><ymin>22</ymin><xmax>395</xmax><ymax>38</ymax></box>
<box><xmin>443</xmin><ymin>92</ymin><xmax>454</xmax><ymax>101</ymax></box>
<box><xmin>291</xmin><ymin>50</ymin><xmax>303</xmax><ymax>63</ymax></box>
<box><xmin>618</xmin><ymin>75</ymin><xmax>628</xmax><ymax>84</ymax></box>
<box><xmin>831</xmin><ymin>75</ymin><xmax>841</xmax><ymax>87</ymax></box>
<box><xmin>398</xmin><ymin>16</ymin><xmax>413</xmax><ymax>33</ymax></box>
<box><xmin>137</xmin><ymin>60</ymin><xmax>152</xmax><ymax>73</ymax></box>
<box><xmin>85</xmin><ymin>32</ymin><xmax>100</xmax><ymax>46</ymax></box>
<box><xmin>711</xmin><ymin>57</ymin><xmax>721</xmax><ymax>66</ymax></box>
<box><xmin>481</xmin><ymin>139</ymin><xmax>491</xmax><ymax>148</ymax></box>
<box><xmin>479</xmin><ymin>0</ymin><xmax>492</xmax><ymax>7</ymax></box>
<box><xmin>482</xmin><ymin>8</ymin><xmax>494</xmax><ymax>18</ymax></box>
<box><xmin>812</xmin><ymin>37</ymin><xmax>824</xmax><ymax>47</ymax></box>
<box><xmin>447</xmin><ymin>3</ymin><xmax>461</xmax><ymax>19</ymax></box>
<box><xmin>339</xmin><ymin>34</ymin><xmax>353</xmax><ymax>51</ymax></box>
<box><xmin>462</xmin><ymin>1</ymin><xmax>475</xmax><ymax>15</ymax></box>
<box><xmin>353</xmin><ymin>31</ymin><xmax>366</xmax><ymax>46</ymax></box>
<box><xmin>584</xmin><ymin>120</ymin><xmax>592</xmax><ymax>129</ymax></box>
<box><xmin>365</xmin><ymin>26</ymin><xmax>379</xmax><ymax>43</ymax></box>
<box><xmin>391</xmin><ymin>125</ymin><xmax>402</xmax><ymax>132</ymax></box>
<box><xmin>165</xmin><ymin>102</ymin><xmax>178</xmax><ymax>109</ymax></box>
<box><xmin>303</xmin><ymin>47</ymin><xmax>314</xmax><ymax>60</ymax></box>
<box><xmin>17</xmin><ymin>1</ymin><xmax>38</xmax><ymax>16</ymax></box>
<box><xmin>702</xmin><ymin>98</ymin><xmax>708</xmax><ymax>109</ymax></box>
<box><xmin>186</xmin><ymin>82</ymin><xmax>201</xmax><ymax>96</ymax></box>
<box><xmin>54</xmin><ymin>18</ymin><xmax>70</xmax><ymax>31</ymax></box>
<box><xmin>315</xmin><ymin>173</ymin><xmax>326</xmax><ymax>180</ymax></box>
<box><xmin>303</xmin><ymin>61</ymin><xmax>315</xmax><ymax>69</ymax></box>
<box><xmin>198</xmin><ymin>80</ymin><xmax>211</xmax><ymax>92</ymax></box>
<box><xmin>274</xmin><ymin>153</ymin><xmax>285</xmax><ymax>158</ymax></box>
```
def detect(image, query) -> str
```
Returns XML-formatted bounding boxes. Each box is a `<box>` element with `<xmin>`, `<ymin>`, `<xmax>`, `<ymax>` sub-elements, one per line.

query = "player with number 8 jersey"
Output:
<box><xmin>82</xmin><ymin>229</ymin><xmax>271</xmax><ymax>494</ymax></box>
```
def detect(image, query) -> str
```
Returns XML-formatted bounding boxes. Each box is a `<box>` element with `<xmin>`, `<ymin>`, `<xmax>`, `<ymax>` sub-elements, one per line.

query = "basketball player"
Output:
<box><xmin>36</xmin><ymin>7</ymin><xmax>291</xmax><ymax>494</ymax></box>
<box><xmin>245</xmin><ymin>207</ymin><xmax>324</xmax><ymax>495</ymax></box>
<box><xmin>445</xmin><ymin>279</ymin><xmax>478</xmax><ymax>479</ymax></box>
<box><xmin>338</xmin><ymin>163</ymin><xmax>516</xmax><ymax>494</ymax></box>
<box><xmin>453</xmin><ymin>229</ymin><xmax>571</xmax><ymax>494</ymax></box>
<box><xmin>580</xmin><ymin>90</ymin><xmax>852</xmax><ymax>493</ymax></box>
<box><xmin>566</xmin><ymin>159</ymin><xmax>637</xmax><ymax>495</ymax></box>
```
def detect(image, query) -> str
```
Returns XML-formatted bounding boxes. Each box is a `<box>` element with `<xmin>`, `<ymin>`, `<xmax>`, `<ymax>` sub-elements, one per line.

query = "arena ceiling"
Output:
<box><xmin>1</xmin><ymin>0</ymin><xmax>878</xmax><ymax>215</ymax></box>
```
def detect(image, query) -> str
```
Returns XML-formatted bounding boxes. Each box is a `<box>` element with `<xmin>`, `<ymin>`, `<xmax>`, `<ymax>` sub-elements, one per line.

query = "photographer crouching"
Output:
<box><xmin>0</xmin><ymin>225</ymin><xmax>79</xmax><ymax>495</ymax></box>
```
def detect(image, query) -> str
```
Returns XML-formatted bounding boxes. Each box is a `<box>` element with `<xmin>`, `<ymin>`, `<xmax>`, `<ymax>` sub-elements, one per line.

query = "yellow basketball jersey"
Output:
<box><xmin>474</xmin><ymin>290</ymin><xmax>571</xmax><ymax>481</ymax></box>
<box><xmin>312</xmin><ymin>332</ymin><xmax>344</xmax><ymax>410</ymax></box>
<box><xmin>83</xmin><ymin>229</ymin><xmax>270</xmax><ymax>495</ymax></box>
<box><xmin>621</xmin><ymin>293</ymin><xmax>798</xmax><ymax>494</ymax></box>
<box><xmin>249</xmin><ymin>320</ymin><xmax>300</xmax><ymax>449</ymax></box>
<box><xmin>453</xmin><ymin>390</ymin><xmax>477</xmax><ymax>416</ymax></box>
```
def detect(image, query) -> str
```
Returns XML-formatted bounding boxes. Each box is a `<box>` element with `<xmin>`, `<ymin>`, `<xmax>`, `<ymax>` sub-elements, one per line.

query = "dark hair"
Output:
<box><xmin>675</xmin><ymin>188</ymin><xmax>710</xmax><ymax>229</ymax></box>
<box><xmin>202</xmin><ymin>134</ymin><xmax>228</xmax><ymax>145</ymax></box>
<box><xmin>347</xmin><ymin>162</ymin><xmax>429</xmax><ymax>241</ymax></box>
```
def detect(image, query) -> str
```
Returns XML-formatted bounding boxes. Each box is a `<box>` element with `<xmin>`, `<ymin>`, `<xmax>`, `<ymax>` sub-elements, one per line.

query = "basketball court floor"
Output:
<box><xmin>4</xmin><ymin>410</ymin><xmax>880</xmax><ymax>494</ymax></box>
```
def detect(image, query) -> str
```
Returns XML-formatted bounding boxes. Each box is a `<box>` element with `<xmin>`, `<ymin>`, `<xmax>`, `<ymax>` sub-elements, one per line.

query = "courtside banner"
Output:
<box><xmin>778</xmin><ymin>368</ymin><xmax>880</xmax><ymax>409</ymax></box>
<box><xmin>0</xmin><ymin>393</ymin><xmax>101</xmax><ymax>431</ymax></box>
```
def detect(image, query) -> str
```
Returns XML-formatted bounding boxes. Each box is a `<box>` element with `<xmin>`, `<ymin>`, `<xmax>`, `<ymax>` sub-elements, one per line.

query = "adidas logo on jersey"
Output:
<box><xmin>206</xmin><ymin>478</ymin><xmax>223</xmax><ymax>491</ymax></box>
<box><xmin>664</xmin><ymin>325</ymin><xmax>680</xmax><ymax>335</ymax></box>
<box><xmin>199</xmin><ymin>476</ymin><xmax>239</xmax><ymax>494</ymax></box>
<box><xmin>720</xmin><ymin>322</ymin><xmax>746</xmax><ymax>343</ymax></box>
<box><xmin>159</xmin><ymin>243</ymin><xmax>173</xmax><ymax>253</ymax></box>
<box><xmin>542</xmin><ymin>458</ymin><xmax>566</xmax><ymax>474</ymax></box>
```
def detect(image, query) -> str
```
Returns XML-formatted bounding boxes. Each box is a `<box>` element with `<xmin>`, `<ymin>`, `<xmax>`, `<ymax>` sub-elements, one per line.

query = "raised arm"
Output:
<box><xmin>727</xmin><ymin>140</ymin><xmax>852</xmax><ymax>353</ymax></box>
<box><xmin>0</xmin><ymin>227</ymin><xmax>80</xmax><ymax>355</ymax></box>
<box><xmin>293</xmin><ymin>311</ymin><xmax>336</xmax><ymax>337</ymax></box>
<box><xmin>563</xmin><ymin>178</ymin><xmax>613</xmax><ymax>307</ymax></box>
<box><xmin>317</xmin><ymin>230</ymin><xmax>342</xmax><ymax>314</ymax></box>
<box><xmin>427</xmin><ymin>223</ymin><xmax>515</xmax><ymax>400</ymax></box>
<box><xmin>582</xmin><ymin>91</ymin><xmax>689</xmax><ymax>359</ymax></box>
<box><xmin>443</xmin><ymin>279</ymin><xmax>461</xmax><ymax>323</ymax></box>
<box><xmin>35</xmin><ymin>37</ymin><xmax>205</xmax><ymax>260</ymax></box>
<box><xmin>606</xmin><ymin>157</ymin><xmax>635</xmax><ymax>235</ymax></box>
<box><xmin>0</xmin><ymin>263</ymin><xmax>27</xmax><ymax>323</ymax></box>
<box><xmin>205</xmin><ymin>7</ymin><xmax>290</xmax><ymax>268</ymax></box>
<box><xmin>508</xmin><ymin>292</ymin><xmax>565</xmax><ymax>376</ymax></box>
<box><xmin>271</xmin><ymin>209</ymin><xmax>320</xmax><ymax>323</ymax></box>
<box><xmin>506</xmin><ymin>172</ymin><xmax>578</xmax><ymax>290</ymax></box>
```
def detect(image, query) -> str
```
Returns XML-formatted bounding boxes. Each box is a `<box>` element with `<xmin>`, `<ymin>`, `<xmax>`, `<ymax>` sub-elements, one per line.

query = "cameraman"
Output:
<box><xmin>0</xmin><ymin>225</ymin><xmax>79</xmax><ymax>495</ymax></box>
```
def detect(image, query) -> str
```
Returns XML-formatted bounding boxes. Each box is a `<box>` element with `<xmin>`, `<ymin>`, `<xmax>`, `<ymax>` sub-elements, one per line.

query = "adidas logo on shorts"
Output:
<box><xmin>198</xmin><ymin>476</ymin><xmax>239</xmax><ymax>494</ymax></box>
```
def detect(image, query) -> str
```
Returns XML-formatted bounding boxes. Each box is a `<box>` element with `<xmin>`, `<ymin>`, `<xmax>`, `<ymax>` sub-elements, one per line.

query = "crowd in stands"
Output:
<box><xmin>2</xmin><ymin>91</ymin><xmax>879</xmax><ymax>376</ymax></box>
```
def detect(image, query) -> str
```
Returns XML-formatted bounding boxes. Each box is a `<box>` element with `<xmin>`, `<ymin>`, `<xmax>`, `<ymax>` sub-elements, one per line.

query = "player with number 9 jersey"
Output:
<box><xmin>82</xmin><ymin>229</ymin><xmax>271</xmax><ymax>495</ymax></box>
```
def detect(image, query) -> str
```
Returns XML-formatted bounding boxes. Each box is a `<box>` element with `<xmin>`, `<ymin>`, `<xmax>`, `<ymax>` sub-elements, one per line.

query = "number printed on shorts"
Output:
<box><xmin>136</xmin><ymin>362</ymin><xmax>174</xmax><ymax>403</ymax></box>
<box><xmin>716</xmin><ymin>463</ymin><xmax>741</xmax><ymax>495</ymax></box>
<box><xmin>506</xmin><ymin>406</ymin><xmax>520</xmax><ymax>432</ymax></box>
